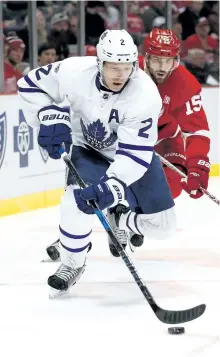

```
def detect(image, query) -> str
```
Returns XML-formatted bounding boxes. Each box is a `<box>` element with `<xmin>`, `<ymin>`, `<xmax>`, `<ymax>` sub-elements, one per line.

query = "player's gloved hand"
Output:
<box><xmin>181</xmin><ymin>156</ymin><xmax>210</xmax><ymax>199</ymax></box>
<box><xmin>38</xmin><ymin>105</ymin><xmax>72</xmax><ymax>159</ymax></box>
<box><xmin>74</xmin><ymin>178</ymin><xmax>127</xmax><ymax>214</ymax></box>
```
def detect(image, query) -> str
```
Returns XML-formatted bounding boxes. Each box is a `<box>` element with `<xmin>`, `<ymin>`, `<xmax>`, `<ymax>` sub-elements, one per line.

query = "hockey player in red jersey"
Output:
<box><xmin>140</xmin><ymin>28</ymin><xmax>210</xmax><ymax>200</ymax></box>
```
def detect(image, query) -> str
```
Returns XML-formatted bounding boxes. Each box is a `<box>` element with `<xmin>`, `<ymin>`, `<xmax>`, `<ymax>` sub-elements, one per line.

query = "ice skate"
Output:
<box><xmin>107</xmin><ymin>204</ymin><xmax>130</xmax><ymax>257</ymax></box>
<box><xmin>48</xmin><ymin>262</ymin><xmax>86</xmax><ymax>299</ymax></box>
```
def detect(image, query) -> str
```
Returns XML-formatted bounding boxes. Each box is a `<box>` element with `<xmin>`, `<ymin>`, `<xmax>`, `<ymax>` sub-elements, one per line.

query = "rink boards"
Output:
<box><xmin>0</xmin><ymin>87</ymin><xmax>219</xmax><ymax>216</ymax></box>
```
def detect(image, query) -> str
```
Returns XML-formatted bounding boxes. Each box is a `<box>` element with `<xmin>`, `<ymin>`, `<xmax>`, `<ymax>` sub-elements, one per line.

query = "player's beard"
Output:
<box><xmin>147</xmin><ymin>65</ymin><xmax>170</xmax><ymax>85</ymax></box>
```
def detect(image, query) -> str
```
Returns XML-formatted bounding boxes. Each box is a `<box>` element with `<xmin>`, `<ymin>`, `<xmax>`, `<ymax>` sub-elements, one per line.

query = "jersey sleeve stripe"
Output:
<box><xmin>118</xmin><ymin>142</ymin><xmax>154</xmax><ymax>151</ymax></box>
<box><xmin>18</xmin><ymin>86</ymin><xmax>47</xmax><ymax>94</ymax></box>
<box><xmin>38</xmin><ymin>105</ymin><xmax>70</xmax><ymax>115</ymax></box>
<box><xmin>116</xmin><ymin>150</ymin><xmax>151</xmax><ymax>169</ymax></box>
<box><xmin>24</xmin><ymin>74</ymin><xmax>39</xmax><ymax>88</ymax></box>
<box><xmin>182</xmin><ymin>130</ymin><xmax>210</xmax><ymax>139</ymax></box>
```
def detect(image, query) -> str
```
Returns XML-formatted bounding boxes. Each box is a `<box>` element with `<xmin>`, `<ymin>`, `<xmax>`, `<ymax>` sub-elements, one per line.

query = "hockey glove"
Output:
<box><xmin>181</xmin><ymin>156</ymin><xmax>210</xmax><ymax>199</ymax></box>
<box><xmin>38</xmin><ymin>105</ymin><xmax>72</xmax><ymax>159</ymax></box>
<box><xmin>74</xmin><ymin>178</ymin><xmax>127</xmax><ymax>214</ymax></box>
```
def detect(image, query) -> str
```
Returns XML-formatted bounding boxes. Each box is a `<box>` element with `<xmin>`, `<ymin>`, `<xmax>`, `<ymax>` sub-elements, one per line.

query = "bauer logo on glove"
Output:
<box><xmin>197</xmin><ymin>159</ymin><xmax>211</xmax><ymax>169</ymax></box>
<box><xmin>42</xmin><ymin>114</ymin><xmax>70</xmax><ymax>122</ymax></box>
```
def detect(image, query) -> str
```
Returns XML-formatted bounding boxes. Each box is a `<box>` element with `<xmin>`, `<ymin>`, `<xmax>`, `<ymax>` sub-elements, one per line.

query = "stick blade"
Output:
<box><xmin>155</xmin><ymin>304</ymin><xmax>206</xmax><ymax>324</ymax></box>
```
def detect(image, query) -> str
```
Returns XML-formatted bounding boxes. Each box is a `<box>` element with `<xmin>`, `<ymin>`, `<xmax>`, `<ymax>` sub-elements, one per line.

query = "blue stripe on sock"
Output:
<box><xmin>60</xmin><ymin>241</ymin><xmax>90</xmax><ymax>253</ymax></box>
<box><xmin>59</xmin><ymin>226</ymin><xmax>92</xmax><ymax>239</ymax></box>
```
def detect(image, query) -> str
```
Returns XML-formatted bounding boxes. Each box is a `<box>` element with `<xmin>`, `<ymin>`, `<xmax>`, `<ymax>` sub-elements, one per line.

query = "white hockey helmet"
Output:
<box><xmin>96</xmin><ymin>29</ymin><xmax>138</xmax><ymax>73</ymax></box>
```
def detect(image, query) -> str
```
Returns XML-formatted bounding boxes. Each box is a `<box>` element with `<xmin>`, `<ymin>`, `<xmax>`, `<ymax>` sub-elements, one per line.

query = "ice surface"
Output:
<box><xmin>0</xmin><ymin>178</ymin><xmax>220</xmax><ymax>357</ymax></box>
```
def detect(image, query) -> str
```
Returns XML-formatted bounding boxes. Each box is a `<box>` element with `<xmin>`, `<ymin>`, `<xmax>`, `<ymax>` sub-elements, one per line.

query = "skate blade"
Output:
<box><xmin>41</xmin><ymin>257</ymin><xmax>61</xmax><ymax>263</ymax></box>
<box><xmin>49</xmin><ymin>287</ymin><xmax>69</xmax><ymax>299</ymax></box>
<box><xmin>41</xmin><ymin>251</ymin><xmax>61</xmax><ymax>263</ymax></box>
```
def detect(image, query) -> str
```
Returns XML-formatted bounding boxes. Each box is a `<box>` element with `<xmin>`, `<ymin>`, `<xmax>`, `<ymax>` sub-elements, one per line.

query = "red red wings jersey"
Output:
<box><xmin>138</xmin><ymin>56</ymin><xmax>210</xmax><ymax>159</ymax></box>
<box><xmin>157</xmin><ymin>65</ymin><xmax>210</xmax><ymax>159</ymax></box>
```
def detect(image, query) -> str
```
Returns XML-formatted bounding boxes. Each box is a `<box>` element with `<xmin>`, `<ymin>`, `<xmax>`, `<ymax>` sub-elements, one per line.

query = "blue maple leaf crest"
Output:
<box><xmin>80</xmin><ymin>118</ymin><xmax>117</xmax><ymax>150</ymax></box>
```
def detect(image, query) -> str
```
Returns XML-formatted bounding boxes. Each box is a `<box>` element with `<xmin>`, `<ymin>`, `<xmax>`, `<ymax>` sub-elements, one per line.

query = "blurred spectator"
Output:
<box><xmin>207</xmin><ymin>2</ymin><xmax>219</xmax><ymax>36</ymax></box>
<box><xmin>141</xmin><ymin>1</ymin><xmax>166</xmax><ymax>33</ymax></box>
<box><xmin>103</xmin><ymin>3</ymin><xmax>120</xmax><ymax>30</ymax></box>
<box><xmin>22</xmin><ymin>43</ymin><xmax>57</xmax><ymax>75</ymax></box>
<box><xmin>63</xmin><ymin>1</ymin><xmax>77</xmax><ymax>17</ymax></box>
<box><xmin>200</xmin><ymin>1</ymin><xmax>218</xmax><ymax>17</ymax></box>
<box><xmin>178</xmin><ymin>1</ymin><xmax>204</xmax><ymax>40</ymax></box>
<box><xmin>1</xmin><ymin>0</ymin><xmax>218</xmax><ymax>83</ymax></box>
<box><xmin>48</xmin><ymin>12</ymin><xmax>71</xmax><ymax>60</ymax></box>
<box><xmin>152</xmin><ymin>16</ymin><xmax>166</xmax><ymax>29</ymax></box>
<box><xmin>127</xmin><ymin>2</ymin><xmax>145</xmax><ymax>36</ymax></box>
<box><xmin>172</xmin><ymin>21</ymin><xmax>183</xmax><ymax>39</ymax></box>
<box><xmin>68</xmin><ymin>15</ymin><xmax>78</xmax><ymax>56</ymax></box>
<box><xmin>16</xmin><ymin>9</ymin><xmax>47</xmax><ymax>61</ymax></box>
<box><xmin>3</xmin><ymin>35</ymin><xmax>9</xmax><ymax>59</ymax></box>
<box><xmin>85</xmin><ymin>45</ymin><xmax>97</xmax><ymax>56</ymax></box>
<box><xmin>69</xmin><ymin>15</ymin><xmax>78</xmax><ymax>43</ymax></box>
<box><xmin>183</xmin><ymin>17</ymin><xmax>219</xmax><ymax>63</ymax></box>
<box><xmin>172</xmin><ymin>21</ymin><xmax>185</xmax><ymax>58</ymax></box>
<box><xmin>28</xmin><ymin>9</ymin><xmax>47</xmax><ymax>45</ymax></box>
<box><xmin>38</xmin><ymin>43</ymin><xmax>57</xmax><ymax>65</ymax></box>
<box><xmin>85</xmin><ymin>1</ymin><xmax>106</xmax><ymax>45</ymax></box>
<box><xmin>184</xmin><ymin>48</ymin><xmax>219</xmax><ymax>85</ymax></box>
<box><xmin>3</xmin><ymin>1</ymin><xmax>28</xmax><ymax>24</ymax></box>
<box><xmin>4</xmin><ymin>36</ymin><xmax>25</xmax><ymax>93</ymax></box>
<box><xmin>173</xmin><ymin>1</ymin><xmax>192</xmax><ymax>14</ymax></box>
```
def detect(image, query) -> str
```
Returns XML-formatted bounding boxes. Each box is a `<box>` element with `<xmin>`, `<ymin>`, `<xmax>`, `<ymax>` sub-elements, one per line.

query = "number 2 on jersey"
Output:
<box><xmin>35</xmin><ymin>64</ymin><xmax>52</xmax><ymax>80</ymax></box>
<box><xmin>138</xmin><ymin>118</ymin><xmax>153</xmax><ymax>138</ymax></box>
<box><xmin>185</xmin><ymin>94</ymin><xmax>202</xmax><ymax>115</ymax></box>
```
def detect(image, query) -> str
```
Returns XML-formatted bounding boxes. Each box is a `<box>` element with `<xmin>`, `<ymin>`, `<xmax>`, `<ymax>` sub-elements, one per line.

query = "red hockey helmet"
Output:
<box><xmin>144</xmin><ymin>28</ymin><xmax>180</xmax><ymax>57</ymax></box>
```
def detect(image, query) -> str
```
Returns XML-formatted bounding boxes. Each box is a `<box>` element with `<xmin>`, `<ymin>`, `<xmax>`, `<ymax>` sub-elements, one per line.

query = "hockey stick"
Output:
<box><xmin>158</xmin><ymin>154</ymin><xmax>220</xmax><ymax>206</ymax></box>
<box><xmin>59</xmin><ymin>147</ymin><xmax>206</xmax><ymax>324</ymax></box>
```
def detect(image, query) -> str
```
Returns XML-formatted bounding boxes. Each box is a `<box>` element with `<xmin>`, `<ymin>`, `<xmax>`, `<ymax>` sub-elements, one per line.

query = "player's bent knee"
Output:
<box><xmin>136</xmin><ymin>206</ymin><xmax>176</xmax><ymax>240</ymax></box>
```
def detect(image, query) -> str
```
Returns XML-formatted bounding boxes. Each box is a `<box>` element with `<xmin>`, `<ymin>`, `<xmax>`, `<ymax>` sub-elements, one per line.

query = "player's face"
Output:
<box><xmin>102</xmin><ymin>62</ymin><xmax>133</xmax><ymax>91</ymax></box>
<box><xmin>146</xmin><ymin>55</ymin><xmax>175</xmax><ymax>84</ymax></box>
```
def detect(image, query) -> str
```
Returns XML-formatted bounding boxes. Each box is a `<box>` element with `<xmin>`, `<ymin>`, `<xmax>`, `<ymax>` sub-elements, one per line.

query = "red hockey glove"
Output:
<box><xmin>181</xmin><ymin>156</ymin><xmax>210</xmax><ymax>199</ymax></box>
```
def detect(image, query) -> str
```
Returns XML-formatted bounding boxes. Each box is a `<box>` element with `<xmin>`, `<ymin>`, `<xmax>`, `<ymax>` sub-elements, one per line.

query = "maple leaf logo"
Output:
<box><xmin>80</xmin><ymin>119</ymin><xmax>117</xmax><ymax>150</ymax></box>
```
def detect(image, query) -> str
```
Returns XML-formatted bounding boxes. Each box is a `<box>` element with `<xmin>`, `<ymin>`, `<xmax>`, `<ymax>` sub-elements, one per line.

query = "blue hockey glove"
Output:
<box><xmin>38</xmin><ymin>105</ymin><xmax>72</xmax><ymax>159</ymax></box>
<box><xmin>74</xmin><ymin>178</ymin><xmax>127</xmax><ymax>214</ymax></box>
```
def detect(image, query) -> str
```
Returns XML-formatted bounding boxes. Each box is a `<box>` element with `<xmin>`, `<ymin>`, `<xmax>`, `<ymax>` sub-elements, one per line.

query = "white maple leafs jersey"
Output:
<box><xmin>17</xmin><ymin>56</ymin><xmax>162</xmax><ymax>186</ymax></box>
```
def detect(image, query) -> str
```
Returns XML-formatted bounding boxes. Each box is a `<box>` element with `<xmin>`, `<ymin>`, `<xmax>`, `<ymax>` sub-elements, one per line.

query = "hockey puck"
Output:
<box><xmin>168</xmin><ymin>327</ymin><xmax>185</xmax><ymax>335</ymax></box>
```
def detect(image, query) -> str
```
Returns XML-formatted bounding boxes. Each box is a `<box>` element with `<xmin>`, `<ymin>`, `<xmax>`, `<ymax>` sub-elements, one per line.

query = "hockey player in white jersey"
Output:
<box><xmin>18</xmin><ymin>29</ymin><xmax>176</xmax><ymax>297</ymax></box>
